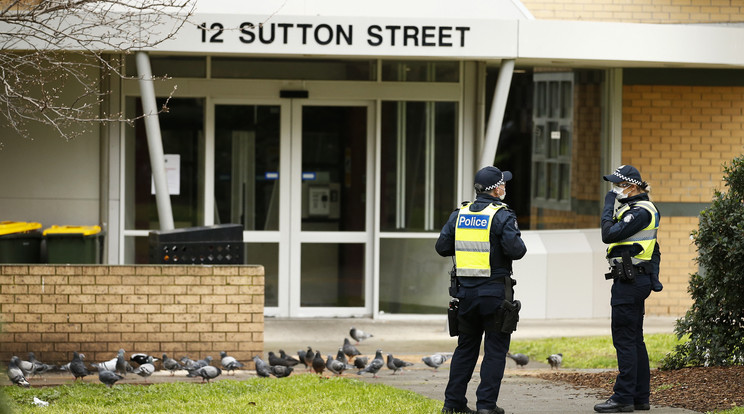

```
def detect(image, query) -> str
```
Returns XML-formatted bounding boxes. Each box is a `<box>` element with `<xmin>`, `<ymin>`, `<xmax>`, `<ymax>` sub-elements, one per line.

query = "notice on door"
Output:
<box><xmin>308</xmin><ymin>186</ymin><xmax>331</xmax><ymax>216</ymax></box>
<box><xmin>151</xmin><ymin>154</ymin><xmax>181</xmax><ymax>195</ymax></box>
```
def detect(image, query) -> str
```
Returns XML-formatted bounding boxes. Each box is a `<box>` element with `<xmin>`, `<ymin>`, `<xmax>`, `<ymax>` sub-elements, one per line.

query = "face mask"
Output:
<box><xmin>612</xmin><ymin>185</ymin><xmax>629</xmax><ymax>199</ymax></box>
<box><xmin>497</xmin><ymin>189</ymin><xmax>506</xmax><ymax>200</ymax></box>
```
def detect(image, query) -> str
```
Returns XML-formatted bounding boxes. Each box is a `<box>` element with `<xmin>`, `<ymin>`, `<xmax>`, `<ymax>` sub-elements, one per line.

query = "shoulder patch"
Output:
<box><xmin>623</xmin><ymin>214</ymin><xmax>635</xmax><ymax>223</ymax></box>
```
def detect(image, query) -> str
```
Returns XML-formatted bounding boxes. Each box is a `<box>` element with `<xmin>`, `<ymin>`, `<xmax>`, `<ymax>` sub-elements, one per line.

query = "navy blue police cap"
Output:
<box><xmin>474</xmin><ymin>166</ymin><xmax>512</xmax><ymax>192</ymax></box>
<box><xmin>603</xmin><ymin>165</ymin><xmax>644</xmax><ymax>186</ymax></box>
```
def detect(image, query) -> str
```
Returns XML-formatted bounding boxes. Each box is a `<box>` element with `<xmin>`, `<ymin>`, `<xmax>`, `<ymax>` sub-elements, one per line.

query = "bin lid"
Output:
<box><xmin>43</xmin><ymin>225</ymin><xmax>102</xmax><ymax>236</ymax></box>
<box><xmin>0</xmin><ymin>221</ymin><xmax>42</xmax><ymax>236</ymax></box>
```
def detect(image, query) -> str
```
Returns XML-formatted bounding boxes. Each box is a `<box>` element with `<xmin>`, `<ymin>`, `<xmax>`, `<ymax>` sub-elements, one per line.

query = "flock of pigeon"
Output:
<box><xmin>253</xmin><ymin>327</ymin><xmax>450</xmax><ymax>379</ymax></box>
<box><xmin>6</xmin><ymin>326</ymin><xmax>563</xmax><ymax>388</ymax></box>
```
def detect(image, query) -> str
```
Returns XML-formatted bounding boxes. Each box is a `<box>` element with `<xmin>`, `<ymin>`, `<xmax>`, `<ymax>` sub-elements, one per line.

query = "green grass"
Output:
<box><xmin>713</xmin><ymin>408</ymin><xmax>744</xmax><ymax>414</ymax></box>
<box><xmin>1</xmin><ymin>374</ymin><xmax>442</xmax><ymax>414</ymax></box>
<box><xmin>510</xmin><ymin>333</ymin><xmax>687</xmax><ymax>369</ymax></box>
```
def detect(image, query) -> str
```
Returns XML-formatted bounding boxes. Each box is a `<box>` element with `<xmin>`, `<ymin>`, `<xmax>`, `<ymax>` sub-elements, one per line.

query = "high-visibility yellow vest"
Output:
<box><xmin>607</xmin><ymin>200</ymin><xmax>659</xmax><ymax>264</ymax></box>
<box><xmin>455</xmin><ymin>202</ymin><xmax>506</xmax><ymax>277</ymax></box>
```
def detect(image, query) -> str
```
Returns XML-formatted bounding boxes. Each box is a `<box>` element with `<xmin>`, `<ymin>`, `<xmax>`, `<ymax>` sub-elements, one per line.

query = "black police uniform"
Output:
<box><xmin>435</xmin><ymin>193</ymin><xmax>527</xmax><ymax>412</ymax></box>
<box><xmin>600</xmin><ymin>191</ymin><xmax>661</xmax><ymax>408</ymax></box>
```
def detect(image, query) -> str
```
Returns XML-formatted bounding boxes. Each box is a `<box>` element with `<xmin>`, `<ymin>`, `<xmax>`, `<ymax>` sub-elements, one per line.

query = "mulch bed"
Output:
<box><xmin>536</xmin><ymin>366</ymin><xmax>744</xmax><ymax>413</ymax></box>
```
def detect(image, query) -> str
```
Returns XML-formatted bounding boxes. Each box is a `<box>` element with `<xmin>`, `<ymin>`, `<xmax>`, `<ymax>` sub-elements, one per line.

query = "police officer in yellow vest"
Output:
<box><xmin>436</xmin><ymin>166</ymin><xmax>527</xmax><ymax>414</ymax></box>
<box><xmin>594</xmin><ymin>165</ymin><xmax>662</xmax><ymax>413</ymax></box>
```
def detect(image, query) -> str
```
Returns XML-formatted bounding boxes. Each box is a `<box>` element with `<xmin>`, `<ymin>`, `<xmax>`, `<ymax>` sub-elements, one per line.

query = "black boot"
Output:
<box><xmin>594</xmin><ymin>398</ymin><xmax>634</xmax><ymax>413</ymax></box>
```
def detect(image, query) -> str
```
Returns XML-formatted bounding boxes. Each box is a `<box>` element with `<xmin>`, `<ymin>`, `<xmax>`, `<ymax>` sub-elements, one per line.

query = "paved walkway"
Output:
<box><xmin>265</xmin><ymin>316</ymin><xmax>699</xmax><ymax>413</ymax></box>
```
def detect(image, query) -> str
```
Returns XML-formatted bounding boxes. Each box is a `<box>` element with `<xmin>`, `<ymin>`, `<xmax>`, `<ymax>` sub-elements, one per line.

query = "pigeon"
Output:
<box><xmin>507</xmin><ymin>352</ymin><xmax>529</xmax><ymax>368</ymax></box>
<box><xmin>252</xmin><ymin>356</ymin><xmax>271</xmax><ymax>378</ymax></box>
<box><xmin>186</xmin><ymin>356</ymin><xmax>214</xmax><ymax>377</ymax></box>
<box><xmin>386</xmin><ymin>354</ymin><xmax>414</xmax><ymax>375</ymax></box>
<box><xmin>93</xmin><ymin>349</ymin><xmax>130</xmax><ymax>375</ymax></box>
<box><xmin>311</xmin><ymin>350</ymin><xmax>325</xmax><ymax>375</ymax></box>
<box><xmin>194</xmin><ymin>356</ymin><xmax>213</xmax><ymax>369</ymax></box>
<box><xmin>131</xmin><ymin>353</ymin><xmax>159</xmax><ymax>367</ymax></box>
<box><xmin>269</xmin><ymin>365</ymin><xmax>293</xmax><ymax>378</ymax></box>
<box><xmin>7</xmin><ymin>356</ymin><xmax>30</xmax><ymax>388</ymax></box>
<box><xmin>302</xmin><ymin>346</ymin><xmax>314</xmax><ymax>370</ymax></box>
<box><xmin>357</xmin><ymin>349</ymin><xmax>384</xmax><ymax>378</ymax></box>
<box><xmin>353</xmin><ymin>356</ymin><xmax>369</xmax><ymax>370</ymax></box>
<box><xmin>191</xmin><ymin>365</ymin><xmax>222</xmax><ymax>383</ymax></box>
<box><xmin>422</xmin><ymin>353</ymin><xmax>450</xmax><ymax>370</ymax></box>
<box><xmin>180</xmin><ymin>356</ymin><xmax>196</xmax><ymax>368</ymax></box>
<box><xmin>162</xmin><ymin>353</ymin><xmax>183</xmax><ymax>376</ymax></box>
<box><xmin>335</xmin><ymin>348</ymin><xmax>355</xmax><ymax>370</ymax></box>
<box><xmin>69</xmin><ymin>351</ymin><xmax>91</xmax><ymax>381</ymax></box>
<box><xmin>547</xmin><ymin>353</ymin><xmax>563</xmax><ymax>370</ymax></box>
<box><xmin>279</xmin><ymin>350</ymin><xmax>301</xmax><ymax>367</ymax></box>
<box><xmin>297</xmin><ymin>349</ymin><xmax>309</xmax><ymax>370</ymax></box>
<box><xmin>268</xmin><ymin>351</ymin><xmax>293</xmax><ymax>367</ymax></box>
<box><xmin>133</xmin><ymin>356</ymin><xmax>156</xmax><ymax>381</ymax></box>
<box><xmin>27</xmin><ymin>353</ymin><xmax>56</xmax><ymax>378</ymax></box>
<box><xmin>220</xmin><ymin>351</ymin><xmax>244</xmax><ymax>375</ymax></box>
<box><xmin>326</xmin><ymin>354</ymin><xmax>348</xmax><ymax>376</ymax></box>
<box><xmin>116</xmin><ymin>349</ymin><xmax>130</xmax><ymax>375</ymax></box>
<box><xmin>16</xmin><ymin>356</ymin><xmax>34</xmax><ymax>377</ymax></box>
<box><xmin>350</xmin><ymin>326</ymin><xmax>374</xmax><ymax>344</ymax></box>
<box><xmin>98</xmin><ymin>369</ymin><xmax>124</xmax><ymax>387</ymax></box>
<box><xmin>342</xmin><ymin>338</ymin><xmax>361</xmax><ymax>360</ymax></box>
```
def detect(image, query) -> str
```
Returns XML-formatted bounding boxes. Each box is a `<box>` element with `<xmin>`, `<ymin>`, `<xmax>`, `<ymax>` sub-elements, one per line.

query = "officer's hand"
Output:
<box><xmin>604</xmin><ymin>190</ymin><xmax>616</xmax><ymax>206</ymax></box>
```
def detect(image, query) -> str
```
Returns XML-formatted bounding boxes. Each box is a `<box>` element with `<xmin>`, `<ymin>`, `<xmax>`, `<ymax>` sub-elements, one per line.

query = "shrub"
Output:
<box><xmin>661</xmin><ymin>156</ymin><xmax>744</xmax><ymax>369</ymax></box>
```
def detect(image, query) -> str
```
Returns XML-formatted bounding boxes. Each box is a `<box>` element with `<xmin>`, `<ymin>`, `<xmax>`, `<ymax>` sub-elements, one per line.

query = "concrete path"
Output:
<box><xmin>265</xmin><ymin>316</ymin><xmax>699</xmax><ymax>413</ymax></box>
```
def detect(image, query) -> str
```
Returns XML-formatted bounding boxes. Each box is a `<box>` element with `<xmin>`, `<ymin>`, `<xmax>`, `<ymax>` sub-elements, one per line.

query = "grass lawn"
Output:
<box><xmin>510</xmin><ymin>333</ymin><xmax>687</xmax><ymax>369</ymax></box>
<box><xmin>1</xmin><ymin>374</ymin><xmax>442</xmax><ymax>414</ymax></box>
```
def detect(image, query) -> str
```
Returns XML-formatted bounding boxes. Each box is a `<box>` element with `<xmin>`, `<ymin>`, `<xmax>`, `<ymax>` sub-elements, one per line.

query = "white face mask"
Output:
<box><xmin>612</xmin><ymin>185</ymin><xmax>630</xmax><ymax>199</ymax></box>
<box><xmin>497</xmin><ymin>188</ymin><xmax>506</xmax><ymax>200</ymax></box>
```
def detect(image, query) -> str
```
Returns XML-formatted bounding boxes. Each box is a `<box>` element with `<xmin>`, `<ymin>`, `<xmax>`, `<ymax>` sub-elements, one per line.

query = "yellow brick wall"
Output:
<box><xmin>622</xmin><ymin>84</ymin><xmax>744</xmax><ymax>315</ymax></box>
<box><xmin>0</xmin><ymin>265</ymin><xmax>264</xmax><ymax>366</ymax></box>
<box><xmin>521</xmin><ymin>0</ymin><xmax>744</xmax><ymax>23</ymax></box>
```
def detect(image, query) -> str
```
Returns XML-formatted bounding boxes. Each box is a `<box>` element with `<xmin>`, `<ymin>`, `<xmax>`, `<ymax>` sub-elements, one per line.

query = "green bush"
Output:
<box><xmin>661</xmin><ymin>156</ymin><xmax>744</xmax><ymax>369</ymax></box>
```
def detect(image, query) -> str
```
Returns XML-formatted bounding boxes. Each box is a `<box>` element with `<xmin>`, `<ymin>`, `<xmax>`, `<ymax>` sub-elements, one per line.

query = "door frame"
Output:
<box><xmin>207</xmin><ymin>98</ymin><xmax>376</xmax><ymax>318</ymax></box>
<box><xmin>288</xmin><ymin>99</ymin><xmax>376</xmax><ymax>317</ymax></box>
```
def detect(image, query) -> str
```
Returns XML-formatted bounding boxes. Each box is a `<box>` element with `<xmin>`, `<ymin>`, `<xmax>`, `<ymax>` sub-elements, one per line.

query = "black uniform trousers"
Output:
<box><xmin>444</xmin><ymin>284</ymin><xmax>510</xmax><ymax>411</ymax></box>
<box><xmin>610</xmin><ymin>274</ymin><xmax>652</xmax><ymax>405</ymax></box>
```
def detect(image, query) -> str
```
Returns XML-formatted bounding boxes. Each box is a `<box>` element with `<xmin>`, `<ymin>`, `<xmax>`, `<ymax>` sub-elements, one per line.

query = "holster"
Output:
<box><xmin>500</xmin><ymin>299</ymin><xmax>521</xmax><ymax>334</ymax></box>
<box><xmin>447</xmin><ymin>298</ymin><xmax>459</xmax><ymax>337</ymax></box>
<box><xmin>500</xmin><ymin>275</ymin><xmax>520</xmax><ymax>334</ymax></box>
<box><xmin>604</xmin><ymin>251</ymin><xmax>637</xmax><ymax>283</ymax></box>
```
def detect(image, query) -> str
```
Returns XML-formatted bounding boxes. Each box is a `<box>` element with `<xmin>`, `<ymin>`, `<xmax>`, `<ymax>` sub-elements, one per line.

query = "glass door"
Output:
<box><xmin>213</xmin><ymin>100</ymin><xmax>373</xmax><ymax>317</ymax></box>
<box><xmin>289</xmin><ymin>101</ymin><xmax>374</xmax><ymax>317</ymax></box>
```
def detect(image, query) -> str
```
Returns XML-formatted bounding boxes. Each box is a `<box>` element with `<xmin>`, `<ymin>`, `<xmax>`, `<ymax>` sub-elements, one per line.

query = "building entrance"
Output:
<box><xmin>214</xmin><ymin>101</ymin><xmax>373</xmax><ymax>317</ymax></box>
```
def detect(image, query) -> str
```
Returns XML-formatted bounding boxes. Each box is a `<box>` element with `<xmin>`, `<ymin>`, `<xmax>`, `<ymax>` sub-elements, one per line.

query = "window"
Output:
<box><xmin>380</xmin><ymin>101</ymin><xmax>457</xmax><ymax>231</ymax></box>
<box><xmin>532</xmin><ymin>72</ymin><xmax>573</xmax><ymax>212</ymax></box>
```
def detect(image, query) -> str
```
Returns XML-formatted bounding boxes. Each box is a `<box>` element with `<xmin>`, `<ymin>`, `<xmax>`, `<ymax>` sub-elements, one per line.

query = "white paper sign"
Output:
<box><xmin>151</xmin><ymin>154</ymin><xmax>181</xmax><ymax>195</ymax></box>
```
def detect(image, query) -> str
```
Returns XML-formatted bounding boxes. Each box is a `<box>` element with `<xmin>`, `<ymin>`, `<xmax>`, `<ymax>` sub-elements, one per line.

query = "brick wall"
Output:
<box><xmin>0</xmin><ymin>265</ymin><xmax>264</xmax><ymax>366</ymax></box>
<box><xmin>521</xmin><ymin>0</ymin><xmax>744</xmax><ymax>23</ymax></box>
<box><xmin>622</xmin><ymin>84</ymin><xmax>744</xmax><ymax>315</ymax></box>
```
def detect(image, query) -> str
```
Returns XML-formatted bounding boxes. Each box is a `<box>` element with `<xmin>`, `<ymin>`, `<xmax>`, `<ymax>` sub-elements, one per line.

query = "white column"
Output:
<box><xmin>479</xmin><ymin>59</ymin><xmax>515</xmax><ymax>168</ymax></box>
<box><xmin>136</xmin><ymin>51</ymin><xmax>174</xmax><ymax>230</ymax></box>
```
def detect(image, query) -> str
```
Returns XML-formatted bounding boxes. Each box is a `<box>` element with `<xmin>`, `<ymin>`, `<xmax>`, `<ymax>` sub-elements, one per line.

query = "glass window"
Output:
<box><xmin>214</xmin><ymin>105</ymin><xmax>280</xmax><ymax>230</ymax></box>
<box><xmin>380</xmin><ymin>101</ymin><xmax>457</xmax><ymax>231</ymax></box>
<box><xmin>379</xmin><ymin>238</ymin><xmax>450</xmax><ymax>313</ymax></box>
<box><xmin>301</xmin><ymin>106</ymin><xmax>367</xmax><ymax>232</ymax></box>
<box><xmin>381</xmin><ymin>61</ymin><xmax>459</xmax><ymax>82</ymax></box>
<box><xmin>211</xmin><ymin>58</ymin><xmax>375</xmax><ymax>81</ymax></box>
<box><xmin>485</xmin><ymin>67</ymin><xmax>605</xmax><ymax>230</ymax></box>
<box><xmin>124</xmin><ymin>97</ymin><xmax>205</xmax><ymax>263</ymax></box>
<box><xmin>300</xmin><ymin>243</ymin><xmax>364</xmax><ymax>307</ymax></box>
<box><xmin>245</xmin><ymin>243</ymin><xmax>279</xmax><ymax>307</ymax></box>
<box><xmin>125</xmin><ymin>55</ymin><xmax>206</xmax><ymax>78</ymax></box>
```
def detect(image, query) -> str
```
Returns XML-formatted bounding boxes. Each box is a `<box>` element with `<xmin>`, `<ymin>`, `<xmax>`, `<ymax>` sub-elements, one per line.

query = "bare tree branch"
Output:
<box><xmin>0</xmin><ymin>0</ymin><xmax>194</xmax><ymax>143</ymax></box>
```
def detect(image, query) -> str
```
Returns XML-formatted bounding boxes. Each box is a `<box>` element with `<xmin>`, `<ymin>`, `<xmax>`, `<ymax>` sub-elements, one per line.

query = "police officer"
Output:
<box><xmin>435</xmin><ymin>166</ymin><xmax>527</xmax><ymax>414</ymax></box>
<box><xmin>594</xmin><ymin>165</ymin><xmax>662</xmax><ymax>413</ymax></box>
